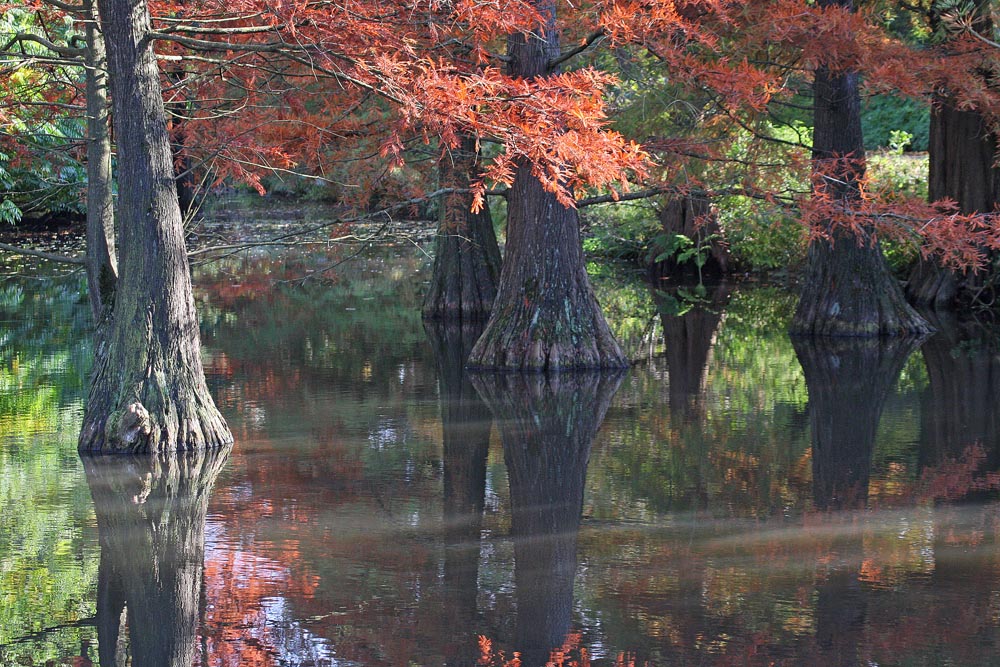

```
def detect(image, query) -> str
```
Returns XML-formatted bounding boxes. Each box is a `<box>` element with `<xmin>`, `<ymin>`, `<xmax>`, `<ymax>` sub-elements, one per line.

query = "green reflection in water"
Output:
<box><xmin>0</xmin><ymin>274</ymin><xmax>99</xmax><ymax>665</ymax></box>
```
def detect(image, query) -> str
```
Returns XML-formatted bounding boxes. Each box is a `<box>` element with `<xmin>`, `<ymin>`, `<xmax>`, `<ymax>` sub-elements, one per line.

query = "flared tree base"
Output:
<box><xmin>466</xmin><ymin>284</ymin><xmax>629</xmax><ymax>371</ymax></box>
<box><xmin>79</xmin><ymin>337</ymin><xmax>233</xmax><ymax>454</ymax></box>
<box><xmin>791</xmin><ymin>236</ymin><xmax>932</xmax><ymax>337</ymax></box>
<box><xmin>421</xmin><ymin>212</ymin><xmax>501</xmax><ymax>321</ymax></box>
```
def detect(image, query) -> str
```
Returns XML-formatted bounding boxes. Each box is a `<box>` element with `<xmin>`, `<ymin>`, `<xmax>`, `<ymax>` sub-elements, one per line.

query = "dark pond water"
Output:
<box><xmin>3</xmin><ymin>247</ymin><xmax>1000</xmax><ymax>666</ymax></box>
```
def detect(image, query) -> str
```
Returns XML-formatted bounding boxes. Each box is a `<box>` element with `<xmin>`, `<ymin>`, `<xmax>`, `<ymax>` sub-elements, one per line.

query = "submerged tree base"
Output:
<box><xmin>79</xmin><ymin>320</ymin><xmax>233</xmax><ymax>454</ymax></box>
<box><xmin>466</xmin><ymin>284</ymin><xmax>629</xmax><ymax>371</ymax></box>
<box><xmin>466</xmin><ymin>169</ymin><xmax>628</xmax><ymax>372</ymax></box>
<box><xmin>790</xmin><ymin>235</ymin><xmax>932</xmax><ymax>337</ymax></box>
<box><xmin>422</xmin><ymin>139</ymin><xmax>502</xmax><ymax>321</ymax></box>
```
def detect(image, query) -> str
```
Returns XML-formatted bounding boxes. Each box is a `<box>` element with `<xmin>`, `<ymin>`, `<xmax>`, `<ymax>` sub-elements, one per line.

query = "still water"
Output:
<box><xmin>2</xmin><ymin>249</ymin><xmax>1000</xmax><ymax>666</ymax></box>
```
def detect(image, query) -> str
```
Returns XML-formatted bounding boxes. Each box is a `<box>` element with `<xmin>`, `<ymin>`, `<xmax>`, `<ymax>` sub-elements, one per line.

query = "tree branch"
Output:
<box><xmin>549</xmin><ymin>31</ymin><xmax>605</xmax><ymax>71</ymax></box>
<box><xmin>0</xmin><ymin>242</ymin><xmax>86</xmax><ymax>265</ymax></box>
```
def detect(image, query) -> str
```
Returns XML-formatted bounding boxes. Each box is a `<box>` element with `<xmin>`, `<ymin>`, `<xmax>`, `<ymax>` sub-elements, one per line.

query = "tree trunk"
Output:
<box><xmin>652</xmin><ymin>195</ymin><xmax>729</xmax><ymax>279</ymax></box>
<box><xmin>464</xmin><ymin>0</ymin><xmax>628</xmax><ymax>370</ymax></box>
<box><xmin>790</xmin><ymin>0</ymin><xmax>929</xmax><ymax>336</ymax></box>
<box><xmin>907</xmin><ymin>103</ymin><xmax>1000</xmax><ymax>307</ymax></box>
<box><xmin>907</xmin><ymin>0</ymin><xmax>999</xmax><ymax>308</ymax></box>
<box><xmin>80</xmin><ymin>0</ymin><xmax>233</xmax><ymax>453</ymax></box>
<box><xmin>472</xmin><ymin>372</ymin><xmax>623</xmax><ymax>666</ymax></box>
<box><xmin>84</xmin><ymin>447</ymin><xmax>230</xmax><ymax>666</ymax></box>
<box><xmin>83</xmin><ymin>0</ymin><xmax>117</xmax><ymax>321</ymax></box>
<box><xmin>423</xmin><ymin>138</ymin><xmax>502</xmax><ymax>320</ymax></box>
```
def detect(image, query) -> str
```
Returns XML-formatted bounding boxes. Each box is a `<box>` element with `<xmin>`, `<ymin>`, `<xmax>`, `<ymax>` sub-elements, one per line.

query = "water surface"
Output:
<box><xmin>2</xmin><ymin>250</ymin><xmax>1000</xmax><ymax>666</ymax></box>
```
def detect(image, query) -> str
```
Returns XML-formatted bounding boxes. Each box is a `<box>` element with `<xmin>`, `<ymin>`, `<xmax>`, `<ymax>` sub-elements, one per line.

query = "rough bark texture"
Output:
<box><xmin>792</xmin><ymin>336</ymin><xmax>921</xmax><ymax>510</ymax></box>
<box><xmin>84</xmin><ymin>0</ymin><xmax>117</xmax><ymax>321</ymax></box>
<box><xmin>424</xmin><ymin>321</ymin><xmax>491</xmax><ymax>661</ymax></box>
<box><xmin>653</xmin><ymin>196</ymin><xmax>729</xmax><ymax>279</ymax></box>
<box><xmin>907</xmin><ymin>102</ymin><xmax>1000</xmax><ymax>306</ymax></box>
<box><xmin>80</xmin><ymin>0</ymin><xmax>233</xmax><ymax>453</ymax></box>
<box><xmin>423</xmin><ymin>138</ymin><xmax>502</xmax><ymax>321</ymax></box>
<box><xmin>791</xmin><ymin>0</ymin><xmax>929</xmax><ymax>337</ymax></box>
<box><xmin>792</xmin><ymin>228</ymin><xmax>931</xmax><ymax>336</ymax></box>
<box><xmin>465</xmin><ymin>0</ymin><xmax>628</xmax><ymax>370</ymax></box>
<box><xmin>907</xmin><ymin>1</ymin><xmax>999</xmax><ymax>308</ymax></box>
<box><xmin>472</xmin><ymin>372</ymin><xmax>623</xmax><ymax>666</ymax></box>
<box><xmin>84</xmin><ymin>447</ymin><xmax>230</xmax><ymax>666</ymax></box>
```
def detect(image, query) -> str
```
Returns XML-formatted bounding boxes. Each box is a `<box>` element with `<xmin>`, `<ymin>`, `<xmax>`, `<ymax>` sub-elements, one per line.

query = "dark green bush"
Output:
<box><xmin>862</xmin><ymin>95</ymin><xmax>930</xmax><ymax>152</ymax></box>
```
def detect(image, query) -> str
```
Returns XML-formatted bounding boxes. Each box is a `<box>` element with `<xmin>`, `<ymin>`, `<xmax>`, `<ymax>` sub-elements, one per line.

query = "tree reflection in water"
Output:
<box><xmin>794</xmin><ymin>336</ymin><xmax>922</xmax><ymax>667</ymax></box>
<box><xmin>425</xmin><ymin>320</ymin><xmax>493</xmax><ymax>664</ymax></box>
<box><xmin>918</xmin><ymin>311</ymin><xmax>1000</xmax><ymax>476</ymax></box>
<box><xmin>656</xmin><ymin>283</ymin><xmax>732</xmax><ymax>420</ymax></box>
<box><xmin>473</xmin><ymin>372</ymin><xmax>623</xmax><ymax>667</ymax></box>
<box><xmin>83</xmin><ymin>447</ymin><xmax>230</xmax><ymax>667</ymax></box>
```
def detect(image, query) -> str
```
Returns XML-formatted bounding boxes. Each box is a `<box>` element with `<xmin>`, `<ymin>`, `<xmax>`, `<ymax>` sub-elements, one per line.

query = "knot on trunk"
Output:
<box><xmin>108</xmin><ymin>401</ymin><xmax>153</xmax><ymax>448</ymax></box>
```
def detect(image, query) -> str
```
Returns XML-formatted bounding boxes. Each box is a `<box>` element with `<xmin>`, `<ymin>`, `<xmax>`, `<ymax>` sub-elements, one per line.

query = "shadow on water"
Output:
<box><xmin>82</xmin><ymin>446</ymin><xmax>230</xmax><ymax>667</ymax></box>
<box><xmin>471</xmin><ymin>371</ymin><xmax>624</xmax><ymax>667</ymax></box>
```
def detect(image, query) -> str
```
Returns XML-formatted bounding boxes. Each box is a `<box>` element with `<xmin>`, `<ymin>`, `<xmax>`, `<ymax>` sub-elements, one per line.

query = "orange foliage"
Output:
<box><xmin>4</xmin><ymin>0</ymin><xmax>1000</xmax><ymax>268</ymax></box>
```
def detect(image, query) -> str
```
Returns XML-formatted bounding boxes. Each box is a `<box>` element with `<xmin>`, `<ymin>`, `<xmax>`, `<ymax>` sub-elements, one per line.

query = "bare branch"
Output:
<box><xmin>0</xmin><ymin>242</ymin><xmax>86</xmax><ymax>265</ymax></box>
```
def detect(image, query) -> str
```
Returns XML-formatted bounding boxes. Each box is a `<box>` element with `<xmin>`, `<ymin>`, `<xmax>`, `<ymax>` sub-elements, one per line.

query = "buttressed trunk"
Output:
<box><xmin>790</xmin><ymin>0</ymin><xmax>929</xmax><ymax>337</ymax></box>
<box><xmin>422</xmin><ymin>137</ymin><xmax>502</xmax><ymax>320</ymax></box>
<box><xmin>80</xmin><ymin>0</ymin><xmax>232</xmax><ymax>452</ymax></box>
<box><xmin>465</xmin><ymin>0</ymin><xmax>628</xmax><ymax>370</ymax></box>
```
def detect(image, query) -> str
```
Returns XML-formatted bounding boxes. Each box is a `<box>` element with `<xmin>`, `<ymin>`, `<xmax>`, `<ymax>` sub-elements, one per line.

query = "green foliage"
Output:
<box><xmin>862</xmin><ymin>95</ymin><xmax>930</xmax><ymax>152</ymax></box>
<box><xmin>867</xmin><ymin>152</ymin><xmax>928</xmax><ymax>199</ymax></box>
<box><xmin>581</xmin><ymin>202</ymin><xmax>661</xmax><ymax>262</ymax></box>
<box><xmin>0</xmin><ymin>12</ymin><xmax>87</xmax><ymax>221</ymax></box>
<box><xmin>720</xmin><ymin>196</ymin><xmax>808</xmax><ymax>271</ymax></box>
<box><xmin>888</xmin><ymin>129</ymin><xmax>914</xmax><ymax>154</ymax></box>
<box><xmin>714</xmin><ymin>122</ymin><xmax>811</xmax><ymax>272</ymax></box>
<box><xmin>651</xmin><ymin>232</ymin><xmax>721</xmax><ymax>284</ymax></box>
<box><xmin>587</xmin><ymin>261</ymin><xmax>659</xmax><ymax>358</ymax></box>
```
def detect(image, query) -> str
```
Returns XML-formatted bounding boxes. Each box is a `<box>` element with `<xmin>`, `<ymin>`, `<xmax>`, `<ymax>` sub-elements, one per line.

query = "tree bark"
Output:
<box><xmin>472</xmin><ymin>372</ymin><xmax>623</xmax><ymax>666</ymax></box>
<box><xmin>83</xmin><ymin>0</ymin><xmax>117</xmax><ymax>321</ymax></box>
<box><xmin>907</xmin><ymin>1</ymin><xmax>1000</xmax><ymax>308</ymax></box>
<box><xmin>80</xmin><ymin>0</ymin><xmax>232</xmax><ymax>453</ymax></box>
<box><xmin>84</xmin><ymin>447</ymin><xmax>230</xmax><ymax>666</ymax></box>
<box><xmin>423</xmin><ymin>138</ymin><xmax>502</xmax><ymax>320</ymax></box>
<box><xmin>790</xmin><ymin>0</ymin><xmax>929</xmax><ymax>336</ymax></box>
<box><xmin>652</xmin><ymin>195</ymin><xmax>729</xmax><ymax>279</ymax></box>
<box><xmin>465</xmin><ymin>0</ymin><xmax>628</xmax><ymax>370</ymax></box>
